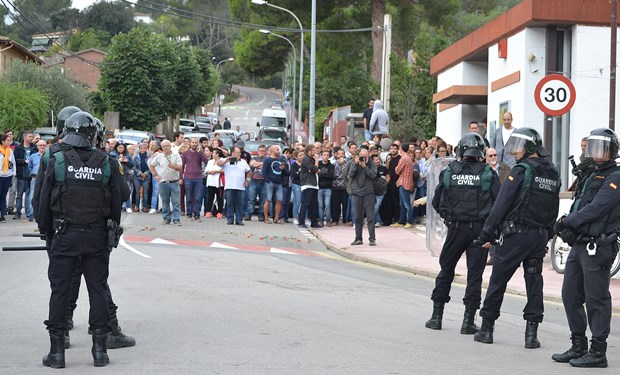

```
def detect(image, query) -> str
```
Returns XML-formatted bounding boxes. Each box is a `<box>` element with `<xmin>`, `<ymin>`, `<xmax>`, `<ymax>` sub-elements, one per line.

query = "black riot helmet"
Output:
<box><xmin>62</xmin><ymin>112</ymin><xmax>97</xmax><ymax>148</ymax></box>
<box><xmin>56</xmin><ymin>106</ymin><xmax>81</xmax><ymax>136</ymax></box>
<box><xmin>585</xmin><ymin>128</ymin><xmax>619</xmax><ymax>161</ymax></box>
<box><xmin>505</xmin><ymin>127</ymin><xmax>550</xmax><ymax>158</ymax></box>
<box><xmin>458</xmin><ymin>132</ymin><xmax>486</xmax><ymax>159</ymax></box>
<box><xmin>94</xmin><ymin>118</ymin><xmax>106</xmax><ymax>149</ymax></box>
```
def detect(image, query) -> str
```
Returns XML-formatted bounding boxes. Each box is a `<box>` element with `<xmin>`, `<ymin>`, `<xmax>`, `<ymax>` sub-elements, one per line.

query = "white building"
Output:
<box><xmin>431</xmin><ymin>0</ymin><xmax>618</xmax><ymax>189</ymax></box>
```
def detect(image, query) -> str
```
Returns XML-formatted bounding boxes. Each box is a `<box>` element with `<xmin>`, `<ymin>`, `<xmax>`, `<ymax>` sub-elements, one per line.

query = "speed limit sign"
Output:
<box><xmin>534</xmin><ymin>74</ymin><xmax>576</xmax><ymax>116</ymax></box>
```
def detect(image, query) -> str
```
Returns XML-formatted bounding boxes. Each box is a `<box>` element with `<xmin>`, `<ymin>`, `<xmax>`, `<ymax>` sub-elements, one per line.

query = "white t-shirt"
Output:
<box><xmin>222</xmin><ymin>160</ymin><xmax>250</xmax><ymax>190</ymax></box>
<box><xmin>502</xmin><ymin>126</ymin><xmax>515</xmax><ymax>146</ymax></box>
<box><xmin>205</xmin><ymin>159</ymin><xmax>223</xmax><ymax>187</ymax></box>
<box><xmin>148</xmin><ymin>152</ymin><xmax>182</xmax><ymax>182</ymax></box>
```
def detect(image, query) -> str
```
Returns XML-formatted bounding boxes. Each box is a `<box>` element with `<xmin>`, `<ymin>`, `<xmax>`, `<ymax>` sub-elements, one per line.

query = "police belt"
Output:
<box><xmin>501</xmin><ymin>220</ymin><xmax>545</xmax><ymax>235</ymax></box>
<box><xmin>444</xmin><ymin>220</ymin><xmax>483</xmax><ymax>229</ymax></box>
<box><xmin>160</xmin><ymin>179</ymin><xmax>179</xmax><ymax>184</ymax></box>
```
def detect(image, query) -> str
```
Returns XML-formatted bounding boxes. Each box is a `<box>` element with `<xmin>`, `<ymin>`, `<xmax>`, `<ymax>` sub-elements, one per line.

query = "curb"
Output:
<box><xmin>311</xmin><ymin>232</ymin><xmax>620</xmax><ymax>315</ymax></box>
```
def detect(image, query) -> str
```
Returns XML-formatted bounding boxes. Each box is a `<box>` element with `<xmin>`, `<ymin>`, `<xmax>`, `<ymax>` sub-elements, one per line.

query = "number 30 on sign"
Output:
<box><xmin>534</xmin><ymin>74</ymin><xmax>576</xmax><ymax>116</ymax></box>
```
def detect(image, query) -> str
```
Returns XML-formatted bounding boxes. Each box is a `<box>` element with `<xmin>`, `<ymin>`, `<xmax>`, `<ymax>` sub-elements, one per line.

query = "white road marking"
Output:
<box><xmin>210</xmin><ymin>242</ymin><xmax>238</xmax><ymax>249</ymax></box>
<box><xmin>243</xmin><ymin>110</ymin><xmax>249</xmax><ymax>119</ymax></box>
<box><xmin>270</xmin><ymin>247</ymin><xmax>297</xmax><ymax>255</ymax></box>
<box><xmin>150</xmin><ymin>238</ymin><xmax>176</xmax><ymax>245</ymax></box>
<box><xmin>119</xmin><ymin>235</ymin><xmax>152</xmax><ymax>258</ymax></box>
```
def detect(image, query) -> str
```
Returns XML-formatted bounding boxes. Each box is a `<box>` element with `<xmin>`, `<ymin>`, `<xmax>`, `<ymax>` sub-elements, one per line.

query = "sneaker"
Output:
<box><xmin>298</xmin><ymin>224</ymin><xmax>308</xmax><ymax>229</ymax></box>
<box><xmin>243</xmin><ymin>216</ymin><xmax>251</xmax><ymax>221</ymax></box>
<box><xmin>0</xmin><ymin>217</ymin><xmax>6</xmax><ymax>223</ymax></box>
<box><xmin>305</xmin><ymin>220</ymin><xmax>311</xmax><ymax>226</ymax></box>
<box><xmin>142</xmin><ymin>207</ymin><xmax>150</xmax><ymax>213</ymax></box>
<box><xmin>327</xmin><ymin>221</ymin><xmax>336</xmax><ymax>227</ymax></box>
<box><xmin>194</xmin><ymin>216</ymin><xmax>201</xmax><ymax>222</ymax></box>
<box><xmin>13</xmin><ymin>214</ymin><xmax>21</xmax><ymax>220</ymax></box>
<box><xmin>404</xmin><ymin>223</ymin><xmax>413</xmax><ymax>229</ymax></box>
<box><xmin>311</xmin><ymin>223</ymin><xmax>323</xmax><ymax>229</ymax></box>
<box><xmin>344</xmin><ymin>222</ymin><xmax>353</xmax><ymax>227</ymax></box>
<box><xmin>293</xmin><ymin>219</ymin><xmax>299</xmax><ymax>225</ymax></box>
<box><xmin>227</xmin><ymin>222</ymin><xmax>234</xmax><ymax>225</ymax></box>
<box><xmin>163</xmin><ymin>220</ymin><xmax>171</xmax><ymax>225</ymax></box>
<box><xmin>173</xmin><ymin>220</ymin><xmax>181</xmax><ymax>226</ymax></box>
<box><xmin>181</xmin><ymin>212</ymin><xmax>186</xmax><ymax>216</ymax></box>
<box><xmin>125</xmin><ymin>207</ymin><xmax>132</xmax><ymax>213</ymax></box>
<box><xmin>390</xmin><ymin>223</ymin><xmax>404</xmax><ymax>228</ymax></box>
<box><xmin>236</xmin><ymin>222</ymin><xmax>245</xmax><ymax>226</ymax></box>
<box><xmin>375</xmin><ymin>223</ymin><xmax>382</xmax><ymax>228</ymax></box>
<box><xmin>205</xmin><ymin>212</ymin><xmax>212</xmax><ymax>218</ymax></box>
<box><xmin>7</xmin><ymin>208</ymin><xmax>14</xmax><ymax>215</ymax></box>
<box><xmin>149</xmin><ymin>209</ymin><xmax>156</xmax><ymax>214</ymax></box>
<box><xmin>369</xmin><ymin>240</ymin><xmax>377</xmax><ymax>246</ymax></box>
<box><xmin>188</xmin><ymin>216</ymin><xmax>194</xmax><ymax>221</ymax></box>
<box><xmin>351</xmin><ymin>239</ymin><xmax>363</xmax><ymax>245</ymax></box>
<box><xmin>216</xmin><ymin>213</ymin><xmax>223</xmax><ymax>219</ymax></box>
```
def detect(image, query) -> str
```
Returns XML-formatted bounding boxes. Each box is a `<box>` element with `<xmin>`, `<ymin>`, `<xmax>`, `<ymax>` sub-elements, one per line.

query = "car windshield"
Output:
<box><xmin>261</xmin><ymin>130</ymin><xmax>286</xmax><ymax>141</ymax></box>
<box><xmin>196</xmin><ymin>116</ymin><xmax>210</xmax><ymax>123</ymax></box>
<box><xmin>262</xmin><ymin>117</ymin><xmax>286</xmax><ymax>128</ymax></box>
<box><xmin>180</xmin><ymin>120</ymin><xmax>194</xmax><ymax>126</ymax></box>
<box><xmin>116</xmin><ymin>135</ymin><xmax>144</xmax><ymax>144</ymax></box>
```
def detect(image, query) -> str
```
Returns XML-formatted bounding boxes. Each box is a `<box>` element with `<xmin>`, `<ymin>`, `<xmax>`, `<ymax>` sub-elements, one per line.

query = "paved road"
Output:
<box><xmin>221</xmin><ymin>86</ymin><xmax>283</xmax><ymax>136</ymax></box>
<box><xmin>2</xmin><ymin>215</ymin><xmax>619</xmax><ymax>374</ymax></box>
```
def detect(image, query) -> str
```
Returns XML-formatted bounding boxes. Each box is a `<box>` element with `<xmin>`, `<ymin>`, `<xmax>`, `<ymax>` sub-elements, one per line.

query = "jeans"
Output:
<box><xmin>398</xmin><ymin>186</ymin><xmax>413</xmax><ymax>224</ymax></box>
<box><xmin>246</xmin><ymin>180</ymin><xmax>265</xmax><ymax>219</ymax></box>
<box><xmin>122</xmin><ymin>180</ymin><xmax>132</xmax><ymax>210</ymax></box>
<box><xmin>159</xmin><ymin>181</ymin><xmax>181</xmax><ymax>222</ymax></box>
<box><xmin>265</xmin><ymin>181</ymin><xmax>283</xmax><ymax>202</ymax></box>
<box><xmin>298</xmin><ymin>188</ymin><xmax>318</xmax><ymax>224</ymax></box>
<box><xmin>29</xmin><ymin>178</ymin><xmax>37</xmax><ymax>219</ymax></box>
<box><xmin>364</xmin><ymin>129</ymin><xmax>373</xmax><ymax>142</ymax></box>
<box><xmin>0</xmin><ymin>176</ymin><xmax>12</xmax><ymax>218</ymax></box>
<box><xmin>133</xmin><ymin>176</ymin><xmax>151</xmax><ymax>209</ymax></box>
<box><xmin>15</xmin><ymin>177</ymin><xmax>32</xmax><ymax>218</ymax></box>
<box><xmin>413</xmin><ymin>185</ymin><xmax>427</xmax><ymax>220</ymax></box>
<box><xmin>184</xmin><ymin>178</ymin><xmax>203</xmax><ymax>218</ymax></box>
<box><xmin>317</xmin><ymin>188</ymin><xmax>332</xmax><ymax>223</ymax></box>
<box><xmin>225</xmin><ymin>189</ymin><xmax>245</xmax><ymax>224</ymax></box>
<box><xmin>292</xmin><ymin>184</ymin><xmax>302</xmax><ymax>221</ymax></box>
<box><xmin>331</xmin><ymin>189</ymin><xmax>348</xmax><ymax>223</ymax></box>
<box><xmin>345</xmin><ymin>195</ymin><xmax>355</xmax><ymax>222</ymax></box>
<box><xmin>150</xmin><ymin>178</ymin><xmax>160</xmax><ymax>210</ymax></box>
<box><xmin>374</xmin><ymin>194</ymin><xmax>384</xmax><ymax>225</ymax></box>
<box><xmin>280</xmin><ymin>186</ymin><xmax>291</xmax><ymax>220</ymax></box>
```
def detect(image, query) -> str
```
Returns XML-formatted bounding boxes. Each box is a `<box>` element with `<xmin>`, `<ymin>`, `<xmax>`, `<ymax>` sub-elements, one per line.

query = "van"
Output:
<box><xmin>257</xmin><ymin>108</ymin><xmax>288</xmax><ymax>129</ymax></box>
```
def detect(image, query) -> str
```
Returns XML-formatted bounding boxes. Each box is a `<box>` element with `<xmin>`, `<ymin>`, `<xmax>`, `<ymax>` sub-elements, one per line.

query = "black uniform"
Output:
<box><xmin>562</xmin><ymin>160</ymin><xmax>620</xmax><ymax>340</ymax></box>
<box><xmin>479</xmin><ymin>157</ymin><xmax>560</xmax><ymax>322</ymax></box>
<box><xmin>38</xmin><ymin>146</ymin><xmax>121</xmax><ymax>333</ymax></box>
<box><xmin>431</xmin><ymin>159</ymin><xmax>500</xmax><ymax>308</ymax></box>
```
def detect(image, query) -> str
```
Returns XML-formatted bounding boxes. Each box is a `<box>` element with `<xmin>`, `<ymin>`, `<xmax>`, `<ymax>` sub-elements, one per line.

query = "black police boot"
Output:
<box><xmin>66</xmin><ymin>313</ymin><xmax>74</xmax><ymax>331</ymax></box>
<box><xmin>64</xmin><ymin>330</ymin><xmax>70</xmax><ymax>349</ymax></box>
<box><xmin>524</xmin><ymin>321</ymin><xmax>540</xmax><ymax>348</ymax></box>
<box><xmin>551</xmin><ymin>333</ymin><xmax>588</xmax><ymax>362</ymax></box>
<box><xmin>460</xmin><ymin>308</ymin><xmax>479</xmax><ymax>334</ymax></box>
<box><xmin>569</xmin><ymin>338</ymin><xmax>608</xmax><ymax>368</ymax></box>
<box><xmin>42</xmin><ymin>331</ymin><xmax>65</xmax><ymax>369</ymax></box>
<box><xmin>91</xmin><ymin>329</ymin><xmax>110</xmax><ymax>367</ymax></box>
<box><xmin>424</xmin><ymin>302</ymin><xmax>444</xmax><ymax>330</ymax></box>
<box><xmin>473</xmin><ymin>318</ymin><xmax>494</xmax><ymax>344</ymax></box>
<box><xmin>107</xmin><ymin>319</ymin><xmax>136</xmax><ymax>349</ymax></box>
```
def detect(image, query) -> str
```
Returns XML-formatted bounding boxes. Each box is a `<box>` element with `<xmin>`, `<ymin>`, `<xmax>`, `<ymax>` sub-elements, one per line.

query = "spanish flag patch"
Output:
<box><xmin>611</xmin><ymin>183</ymin><xmax>617</xmax><ymax>190</ymax></box>
<box><xmin>508</xmin><ymin>175</ymin><xmax>514</xmax><ymax>181</ymax></box>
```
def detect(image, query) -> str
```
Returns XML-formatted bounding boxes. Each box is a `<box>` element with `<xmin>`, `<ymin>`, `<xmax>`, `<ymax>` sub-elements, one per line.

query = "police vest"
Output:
<box><xmin>570</xmin><ymin>163</ymin><xmax>620</xmax><ymax>237</ymax></box>
<box><xmin>50</xmin><ymin>148</ymin><xmax>112</xmax><ymax>225</ymax></box>
<box><xmin>42</xmin><ymin>143</ymin><xmax>63</xmax><ymax>170</ymax></box>
<box><xmin>439</xmin><ymin>160</ymin><xmax>494</xmax><ymax>222</ymax></box>
<box><xmin>506</xmin><ymin>158</ymin><xmax>561</xmax><ymax>228</ymax></box>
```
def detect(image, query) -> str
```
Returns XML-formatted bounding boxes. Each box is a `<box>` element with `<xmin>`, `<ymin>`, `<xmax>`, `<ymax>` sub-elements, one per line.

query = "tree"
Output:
<box><xmin>65</xmin><ymin>28</ymin><xmax>111</xmax><ymax>52</ymax></box>
<box><xmin>0</xmin><ymin>83</ymin><xmax>50</xmax><ymax>131</ymax></box>
<box><xmin>2</xmin><ymin>61</ymin><xmax>90</xmax><ymax>119</ymax></box>
<box><xmin>9</xmin><ymin>0</ymin><xmax>72</xmax><ymax>41</ymax></box>
<box><xmin>81</xmin><ymin>0</ymin><xmax>135</xmax><ymax>36</ymax></box>
<box><xmin>50</xmin><ymin>7</ymin><xmax>81</xmax><ymax>31</ymax></box>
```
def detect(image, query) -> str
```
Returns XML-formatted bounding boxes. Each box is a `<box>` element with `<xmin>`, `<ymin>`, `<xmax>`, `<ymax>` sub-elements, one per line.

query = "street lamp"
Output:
<box><xmin>216</xmin><ymin>58</ymin><xmax>235</xmax><ymax>116</ymax></box>
<box><xmin>259</xmin><ymin>29</ymin><xmax>297</xmax><ymax>141</ymax></box>
<box><xmin>252</xmin><ymin>0</ymin><xmax>303</xmax><ymax>143</ymax></box>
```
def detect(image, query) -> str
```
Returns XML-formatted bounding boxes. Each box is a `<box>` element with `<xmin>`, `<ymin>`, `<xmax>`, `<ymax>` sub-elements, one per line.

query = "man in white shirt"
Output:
<box><xmin>148</xmin><ymin>140</ymin><xmax>183</xmax><ymax>225</ymax></box>
<box><xmin>492</xmin><ymin>111</ymin><xmax>516</xmax><ymax>168</ymax></box>
<box><xmin>217</xmin><ymin>147</ymin><xmax>251</xmax><ymax>225</ymax></box>
<box><xmin>170</xmin><ymin>131</ymin><xmax>185</xmax><ymax>154</ymax></box>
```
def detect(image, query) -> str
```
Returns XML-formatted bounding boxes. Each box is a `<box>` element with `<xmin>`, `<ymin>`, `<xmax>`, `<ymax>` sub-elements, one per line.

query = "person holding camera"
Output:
<box><xmin>217</xmin><ymin>147</ymin><xmax>250</xmax><ymax>225</ymax></box>
<box><xmin>348</xmin><ymin>148</ymin><xmax>377</xmax><ymax>246</ymax></box>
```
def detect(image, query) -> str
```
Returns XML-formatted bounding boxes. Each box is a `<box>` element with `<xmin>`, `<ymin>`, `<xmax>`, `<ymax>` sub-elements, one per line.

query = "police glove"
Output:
<box><xmin>477</xmin><ymin>230</ymin><xmax>496</xmax><ymax>245</ymax></box>
<box><xmin>553</xmin><ymin>216</ymin><xmax>566</xmax><ymax>235</ymax></box>
<box><xmin>45</xmin><ymin>231</ymin><xmax>54</xmax><ymax>248</ymax></box>
<box><xmin>558</xmin><ymin>228</ymin><xmax>577</xmax><ymax>246</ymax></box>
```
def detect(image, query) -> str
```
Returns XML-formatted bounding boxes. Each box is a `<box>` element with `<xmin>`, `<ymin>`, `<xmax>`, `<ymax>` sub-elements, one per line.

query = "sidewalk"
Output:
<box><xmin>310</xmin><ymin>223</ymin><xmax>620</xmax><ymax>313</ymax></box>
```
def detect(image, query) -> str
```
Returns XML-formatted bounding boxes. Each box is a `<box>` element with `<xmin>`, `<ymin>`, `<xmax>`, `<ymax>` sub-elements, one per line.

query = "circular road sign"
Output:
<box><xmin>534</xmin><ymin>74</ymin><xmax>576</xmax><ymax>116</ymax></box>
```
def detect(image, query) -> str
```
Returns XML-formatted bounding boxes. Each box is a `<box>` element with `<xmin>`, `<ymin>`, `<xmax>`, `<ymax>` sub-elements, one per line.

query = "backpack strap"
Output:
<box><xmin>53</xmin><ymin>151</ymin><xmax>66</xmax><ymax>182</ymax></box>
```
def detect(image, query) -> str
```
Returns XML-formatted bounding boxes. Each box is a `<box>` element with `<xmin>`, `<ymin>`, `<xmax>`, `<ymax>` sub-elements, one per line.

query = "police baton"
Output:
<box><xmin>1</xmin><ymin>233</ymin><xmax>48</xmax><ymax>251</ymax></box>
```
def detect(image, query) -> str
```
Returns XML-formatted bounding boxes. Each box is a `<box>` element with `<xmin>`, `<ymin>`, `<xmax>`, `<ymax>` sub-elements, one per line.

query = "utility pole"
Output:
<box><xmin>610</xmin><ymin>0</ymin><xmax>617</xmax><ymax>131</ymax></box>
<box><xmin>380</xmin><ymin>14</ymin><xmax>392</xmax><ymax>113</ymax></box>
<box><xmin>309</xmin><ymin>0</ymin><xmax>317</xmax><ymax>143</ymax></box>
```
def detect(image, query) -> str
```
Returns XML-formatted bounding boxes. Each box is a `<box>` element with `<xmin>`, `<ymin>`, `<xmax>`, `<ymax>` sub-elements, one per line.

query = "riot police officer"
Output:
<box><xmin>426</xmin><ymin>133</ymin><xmax>500</xmax><ymax>333</ymax></box>
<box><xmin>552</xmin><ymin>128</ymin><xmax>620</xmax><ymax>368</ymax></box>
<box><xmin>38</xmin><ymin>112</ymin><xmax>120</xmax><ymax>368</ymax></box>
<box><xmin>474</xmin><ymin>127</ymin><xmax>561</xmax><ymax>348</ymax></box>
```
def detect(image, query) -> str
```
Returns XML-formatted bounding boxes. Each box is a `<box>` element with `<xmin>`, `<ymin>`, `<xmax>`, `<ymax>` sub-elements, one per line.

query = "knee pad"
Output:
<box><xmin>524</xmin><ymin>257</ymin><xmax>543</xmax><ymax>275</ymax></box>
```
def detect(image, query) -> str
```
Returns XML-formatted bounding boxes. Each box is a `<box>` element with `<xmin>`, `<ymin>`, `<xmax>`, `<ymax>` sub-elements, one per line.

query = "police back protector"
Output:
<box><xmin>506</xmin><ymin>158</ymin><xmax>560</xmax><ymax>228</ymax></box>
<box><xmin>439</xmin><ymin>160</ymin><xmax>494</xmax><ymax>223</ymax></box>
<box><xmin>50</xmin><ymin>148</ymin><xmax>112</xmax><ymax>225</ymax></box>
<box><xmin>570</xmin><ymin>163</ymin><xmax>620</xmax><ymax>237</ymax></box>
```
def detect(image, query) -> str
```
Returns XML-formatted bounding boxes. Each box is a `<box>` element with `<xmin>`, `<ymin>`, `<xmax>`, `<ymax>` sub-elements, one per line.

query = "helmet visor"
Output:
<box><xmin>505</xmin><ymin>133</ymin><xmax>532</xmax><ymax>154</ymax></box>
<box><xmin>585</xmin><ymin>135</ymin><xmax>613</xmax><ymax>159</ymax></box>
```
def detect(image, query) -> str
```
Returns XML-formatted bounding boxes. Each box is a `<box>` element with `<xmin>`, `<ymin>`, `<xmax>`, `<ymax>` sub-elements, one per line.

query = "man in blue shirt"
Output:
<box><xmin>261</xmin><ymin>145</ymin><xmax>288</xmax><ymax>224</ymax></box>
<box><xmin>27</xmin><ymin>140</ymin><xmax>47</xmax><ymax>220</ymax></box>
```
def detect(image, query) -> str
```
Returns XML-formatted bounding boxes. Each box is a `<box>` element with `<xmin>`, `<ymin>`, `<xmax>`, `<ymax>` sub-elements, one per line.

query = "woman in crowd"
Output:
<box><xmin>111</xmin><ymin>142</ymin><xmax>134</xmax><ymax>213</ymax></box>
<box><xmin>290</xmin><ymin>149</ymin><xmax>304</xmax><ymax>225</ymax></box>
<box><xmin>132</xmin><ymin>143</ymin><xmax>152</xmax><ymax>212</ymax></box>
<box><xmin>0</xmin><ymin>132</ymin><xmax>16</xmax><ymax>223</ymax></box>
<box><xmin>205</xmin><ymin>147</ymin><xmax>224</xmax><ymax>218</ymax></box>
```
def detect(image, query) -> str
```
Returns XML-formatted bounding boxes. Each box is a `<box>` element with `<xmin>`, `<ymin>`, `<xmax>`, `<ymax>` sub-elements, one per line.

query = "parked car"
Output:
<box><xmin>183</xmin><ymin>132</ymin><xmax>208</xmax><ymax>141</ymax></box>
<box><xmin>271</xmin><ymin>99</ymin><xmax>284</xmax><ymax>109</ymax></box>
<box><xmin>213</xmin><ymin>129</ymin><xmax>255</xmax><ymax>142</ymax></box>
<box><xmin>179</xmin><ymin>118</ymin><xmax>196</xmax><ymax>132</ymax></box>
<box><xmin>206</xmin><ymin>112</ymin><xmax>218</xmax><ymax>125</ymax></box>
<box><xmin>115</xmin><ymin>130</ymin><xmax>155</xmax><ymax>145</ymax></box>
<box><xmin>195</xmin><ymin>115</ymin><xmax>214</xmax><ymax>132</ymax></box>
<box><xmin>243</xmin><ymin>140</ymin><xmax>283</xmax><ymax>156</ymax></box>
<box><xmin>207</xmin><ymin>132</ymin><xmax>235</xmax><ymax>150</ymax></box>
<box><xmin>256</xmin><ymin>127</ymin><xmax>288</xmax><ymax>146</ymax></box>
